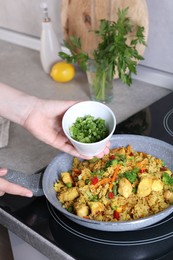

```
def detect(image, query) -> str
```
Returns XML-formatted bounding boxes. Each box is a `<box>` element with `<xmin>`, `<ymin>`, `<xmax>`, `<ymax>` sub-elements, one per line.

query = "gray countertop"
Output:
<box><xmin>0</xmin><ymin>40</ymin><xmax>171</xmax><ymax>259</ymax></box>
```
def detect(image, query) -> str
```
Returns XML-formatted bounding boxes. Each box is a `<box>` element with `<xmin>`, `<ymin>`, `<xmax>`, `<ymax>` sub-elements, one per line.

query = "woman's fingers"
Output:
<box><xmin>0</xmin><ymin>167</ymin><xmax>33</xmax><ymax>197</ymax></box>
<box><xmin>0</xmin><ymin>178</ymin><xmax>33</xmax><ymax>197</ymax></box>
<box><xmin>0</xmin><ymin>168</ymin><xmax>8</xmax><ymax>176</ymax></box>
<box><xmin>0</xmin><ymin>168</ymin><xmax>8</xmax><ymax>195</ymax></box>
<box><xmin>0</xmin><ymin>191</ymin><xmax>5</xmax><ymax>196</ymax></box>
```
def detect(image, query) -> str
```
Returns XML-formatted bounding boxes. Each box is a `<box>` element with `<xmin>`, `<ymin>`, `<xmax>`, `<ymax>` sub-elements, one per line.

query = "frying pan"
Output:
<box><xmin>3</xmin><ymin>134</ymin><xmax>173</xmax><ymax>231</ymax></box>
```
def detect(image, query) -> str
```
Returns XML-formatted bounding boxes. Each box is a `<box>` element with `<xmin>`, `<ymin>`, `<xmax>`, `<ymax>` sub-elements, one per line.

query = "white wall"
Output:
<box><xmin>0</xmin><ymin>0</ymin><xmax>62</xmax><ymax>40</ymax></box>
<box><xmin>0</xmin><ymin>0</ymin><xmax>173</xmax><ymax>78</ymax></box>
<box><xmin>142</xmin><ymin>0</ymin><xmax>173</xmax><ymax>74</ymax></box>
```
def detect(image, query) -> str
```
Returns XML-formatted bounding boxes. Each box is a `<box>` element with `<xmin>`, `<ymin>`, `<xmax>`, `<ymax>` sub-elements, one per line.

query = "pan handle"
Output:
<box><xmin>2</xmin><ymin>169</ymin><xmax>44</xmax><ymax>197</ymax></box>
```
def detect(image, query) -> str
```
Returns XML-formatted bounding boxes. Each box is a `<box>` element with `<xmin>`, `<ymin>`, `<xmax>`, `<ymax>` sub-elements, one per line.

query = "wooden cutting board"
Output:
<box><xmin>61</xmin><ymin>0</ymin><xmax>149</xmax><ymax>58</ymax></box>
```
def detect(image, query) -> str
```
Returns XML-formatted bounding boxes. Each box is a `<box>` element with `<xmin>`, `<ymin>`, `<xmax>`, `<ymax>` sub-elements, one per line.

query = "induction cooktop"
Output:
<box><xmin>0</xmin><ymin>92</ymin><xmax>173</xmax><ymax>260</ymax></box>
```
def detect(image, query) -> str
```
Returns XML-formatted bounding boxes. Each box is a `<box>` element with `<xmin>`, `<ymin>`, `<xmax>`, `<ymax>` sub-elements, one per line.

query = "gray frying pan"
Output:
<box><xmin>3</xmin><ymin>134</ymin><xmax>173</xmax><ymax>231</ymax></box>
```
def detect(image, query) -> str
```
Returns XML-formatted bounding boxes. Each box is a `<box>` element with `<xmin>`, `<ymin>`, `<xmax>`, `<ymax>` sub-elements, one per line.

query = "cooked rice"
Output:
<box><xmin>54</xmin><ymin>145</ymin><xmax>173</xmax><ymax>222</ymax></box>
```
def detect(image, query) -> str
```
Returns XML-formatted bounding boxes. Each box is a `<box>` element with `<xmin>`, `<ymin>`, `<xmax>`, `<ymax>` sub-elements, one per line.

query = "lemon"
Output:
<box><xmin>50</xmin><ymin>62</ymin><xmax>75</xmax><ymax>82</ymax></box>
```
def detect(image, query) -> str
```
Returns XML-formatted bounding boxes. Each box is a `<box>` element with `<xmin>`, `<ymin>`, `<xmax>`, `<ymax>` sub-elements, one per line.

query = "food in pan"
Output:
<box><xmin>54</xmin><ymin>145</ymin><xmax>173</xmax><ymax>222</ymax></box>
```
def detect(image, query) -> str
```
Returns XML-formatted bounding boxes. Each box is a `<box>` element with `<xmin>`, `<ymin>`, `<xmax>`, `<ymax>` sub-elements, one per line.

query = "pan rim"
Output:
<box><xmin>42</xmin><ymin>134</ymin><xmax>173</xmax><ymax>231</ymax></box>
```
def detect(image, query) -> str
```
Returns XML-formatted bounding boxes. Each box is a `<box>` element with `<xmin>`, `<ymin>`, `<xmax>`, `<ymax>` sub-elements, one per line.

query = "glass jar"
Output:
<box><xmin>86</xmin><ymin>60</ymin><xmax>113</xmax><ymax>103</ymax></box>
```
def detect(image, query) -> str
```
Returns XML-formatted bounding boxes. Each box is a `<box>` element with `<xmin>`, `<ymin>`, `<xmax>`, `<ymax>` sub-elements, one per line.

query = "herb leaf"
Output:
<box><xmin>59</xmin><ymin>7</ymin><xmax>146</xmax><ymax>86</ymax></box>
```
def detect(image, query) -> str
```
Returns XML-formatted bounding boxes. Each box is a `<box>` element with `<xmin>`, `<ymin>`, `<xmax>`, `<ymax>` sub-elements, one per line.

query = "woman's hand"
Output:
<box><xmin>23</xmin><ymin>99</ymin><xmax>110</xmax><ymax>159</ymax></box>
<box><xmin>0</xmin><ymin>168</ymin><xmax>33</xmax><ymax>197</ymax></box>
<box><xmin>0</xmin><ymin>83</ymin><xmax>110</xmax><ymax>197</ymax></box>
<box><xmin>0</xmin><ymin>83</ymin><xmax>110</xmax><ymax>158</ymax></box>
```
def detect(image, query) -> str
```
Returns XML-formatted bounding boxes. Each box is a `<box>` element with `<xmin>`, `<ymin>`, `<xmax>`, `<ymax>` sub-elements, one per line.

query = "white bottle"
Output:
<box><xmin>40</xmin><ymin>2</ymin><xmax>61</xmax><ymax>74</ymax></box>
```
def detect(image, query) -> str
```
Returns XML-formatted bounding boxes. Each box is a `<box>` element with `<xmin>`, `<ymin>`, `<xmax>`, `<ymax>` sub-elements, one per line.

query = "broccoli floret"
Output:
<box><xmin>162</xmin><ymin>172</ymin><xmax>173</xmax><ymax>185</ymax></box>
<box><xmin>122</xmin><ymin>167</ymin><xmax>139</xmax><ymax>183</ymax></box>
<box><xmin>105</xmin><ymin>159</ymin><xmax>118</xmax><ymax>169</ymax></box>
<box><xmin>92</xmin><ymin>169</ymin><xmax>104</xmax><ymax>176</ymax></box>
<box><xmin>115</xmin><ymin>154</ymin><xmax>126</xmax><ymax>160</ymax></box>
<box><xmin>89</xmin><ymin>157</ymin><xmax>100</xmax><ymax>163</ymax></box>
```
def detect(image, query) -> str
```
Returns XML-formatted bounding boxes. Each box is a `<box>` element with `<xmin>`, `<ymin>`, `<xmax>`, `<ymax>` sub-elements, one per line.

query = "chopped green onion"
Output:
<box><xmin>85</xmin><ymin>179</ymin><xmax>90</xmax><ymax>185</ymax></box>
<box><xmin>67</xmin><ymin>204</ymin><xmax>74</xmax><ymax>213</ymax></box>
<box><xmin>69</xmin><ymin>115</ymin><xmax>109</xmax><ymax>143</ymax></box>
<box><xmin>113</xmin><ymin>184</ymin><xmax>117</xmax><ymax>195</ymax></box>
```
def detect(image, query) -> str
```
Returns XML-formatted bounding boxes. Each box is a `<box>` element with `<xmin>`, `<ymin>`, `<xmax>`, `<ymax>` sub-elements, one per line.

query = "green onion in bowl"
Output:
<box><xmin>69</xmin><ymin>115</ymin><xmax>109</xmax><ymax>143</ymax></box>
<box><xmin>62</xmin><ymin>101</ymin><xmax>116</xmax><ymax>156</ymax></box>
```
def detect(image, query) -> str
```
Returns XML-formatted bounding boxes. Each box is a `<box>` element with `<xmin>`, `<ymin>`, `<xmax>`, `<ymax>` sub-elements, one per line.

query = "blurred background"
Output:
<box><xmin>0</xmin><ymin>0</ymin><xmax>173</xmax><ymax>89</ymax></box>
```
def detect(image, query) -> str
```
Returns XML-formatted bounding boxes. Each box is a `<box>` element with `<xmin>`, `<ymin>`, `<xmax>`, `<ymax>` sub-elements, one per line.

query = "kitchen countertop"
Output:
<box><xmin>0</xmin><ymin>39</ymin><xmax>171</xmax><ymax>259</ymax></box>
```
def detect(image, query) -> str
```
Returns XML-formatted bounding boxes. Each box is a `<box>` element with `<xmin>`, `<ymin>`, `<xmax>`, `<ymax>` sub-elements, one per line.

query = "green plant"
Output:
<box><xmin>59</xmin><ymin>7</ymin><xmax>146</xmax><ymax>101</ymax></box>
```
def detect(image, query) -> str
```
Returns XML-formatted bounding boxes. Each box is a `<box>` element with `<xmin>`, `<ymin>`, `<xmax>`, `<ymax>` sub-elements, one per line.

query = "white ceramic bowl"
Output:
<box><xmin>62</xmin><ymin>101</ymin><xmax>116</xmax><ymax>156</ymax></box>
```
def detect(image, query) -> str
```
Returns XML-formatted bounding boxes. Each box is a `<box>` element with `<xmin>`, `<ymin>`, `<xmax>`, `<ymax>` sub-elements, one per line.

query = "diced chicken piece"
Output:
<box><xmin>58</xmin><ymin>187</ymin><xmax>79</xmax><ymax>203</ymax></box>
<box><xmin>88</xmin><ymin>202</ymin><xmax>105</xmax><ymax>216</ymax></box>
<box><xmin>81</xmin><ymin>168</ymin><xmax>92</xmax><ymax>181</ymax></box>
<box><xmin>115</xmin><ymin>147</ymin><xmax>126</xmax><ymax>155</ymax></box>
<box><xmin>164</xmin><ymin>190</ymin><xmax>173</xmax><ymax>203</ymax></box>
<box><xmin>54</xmin><ymin>181</ymin><xmax>64</xmax><ymax>192</ymax></box>
<box><xmin>77</xmin><ymin>179</ymin><xmax>85</xmax><ymax>187</ymax></box>
<box><xmin>102</xmin><ymin>196</ymin><xmax>110</xmax><ymax>206</ymax></box>
<box><xmin>152</xmin><ymin>179</ymin><xmax>163</xmax><ymax>192</ymax></box>
<box><xmin>74</xmin><ymin>203</ymin><xmax>89</xmax><ymax>217</ymax></box>
<box><xmin>61</xmin><ymin>172</ymin><xmax>73</xmax><ymax>184</ymax></box>
<box><xmin>137</xmin><ymin>177</ymin><xmax>153</xmax><ymax>197</ymax></box>
<box><xmin>98</xmin><ymin>183</ymin><xmax>109</xmax><ymax>199</ymax></box>
<box><xmin>118</xmin><ymin>178</ymin><xmax>132</xmax><ymax>198</ymax></box>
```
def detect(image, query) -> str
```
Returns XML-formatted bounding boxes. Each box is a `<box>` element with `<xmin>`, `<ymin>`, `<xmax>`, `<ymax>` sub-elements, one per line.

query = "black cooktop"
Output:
<box><xmin>1</xmin><ymin>92</ymin><xmax>173</xmax><ymax>260</ymax></box>
<box><xmin>116</xmin><ymin>92</ymin><xmax>173</xmax><ymax>145</ymax></box>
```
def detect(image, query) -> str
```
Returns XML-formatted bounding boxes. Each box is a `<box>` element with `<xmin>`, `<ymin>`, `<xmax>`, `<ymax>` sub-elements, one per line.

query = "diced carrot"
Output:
<box><xmin>109</xmin><ymin>165</ymin><xmax>120</xmax><ymax>190</ymax></box>
<box><xmin>83</xmin><ymin>216</ymin><xmax>90</xmax><ymax>219</ymax></box>
<box><xmin>136</xmin><ymin>158</ymin><xmax>147</xmax><ymax>168</ymax></box>
<box><xmin>127</xmin><ymin>145</ymin><xmax>132</xmax><ymax>153</ymax></box>
<box><xmin>94</xmin><ymin>178</ymin><xmax>111</xmax><ymax>188</ymax></box>
<box><xmin>112</xmin><ymin>165</ymin><xmax>121</xmax><ymax>182</ymax></box>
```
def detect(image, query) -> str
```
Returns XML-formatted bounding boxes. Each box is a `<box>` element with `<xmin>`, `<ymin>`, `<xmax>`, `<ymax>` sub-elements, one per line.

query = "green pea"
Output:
<box><xmin>66</xmin><ymin>182</ymin><xmax>72</xmax><ymax>188</ymax></box>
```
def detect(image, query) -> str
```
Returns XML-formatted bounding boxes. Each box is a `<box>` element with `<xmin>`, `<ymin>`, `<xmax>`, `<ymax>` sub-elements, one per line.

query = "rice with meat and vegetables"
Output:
<box><xmin>54</xmin><ymin>145</ymin><xmax>173</xmax><ymax>222</ymax></box>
